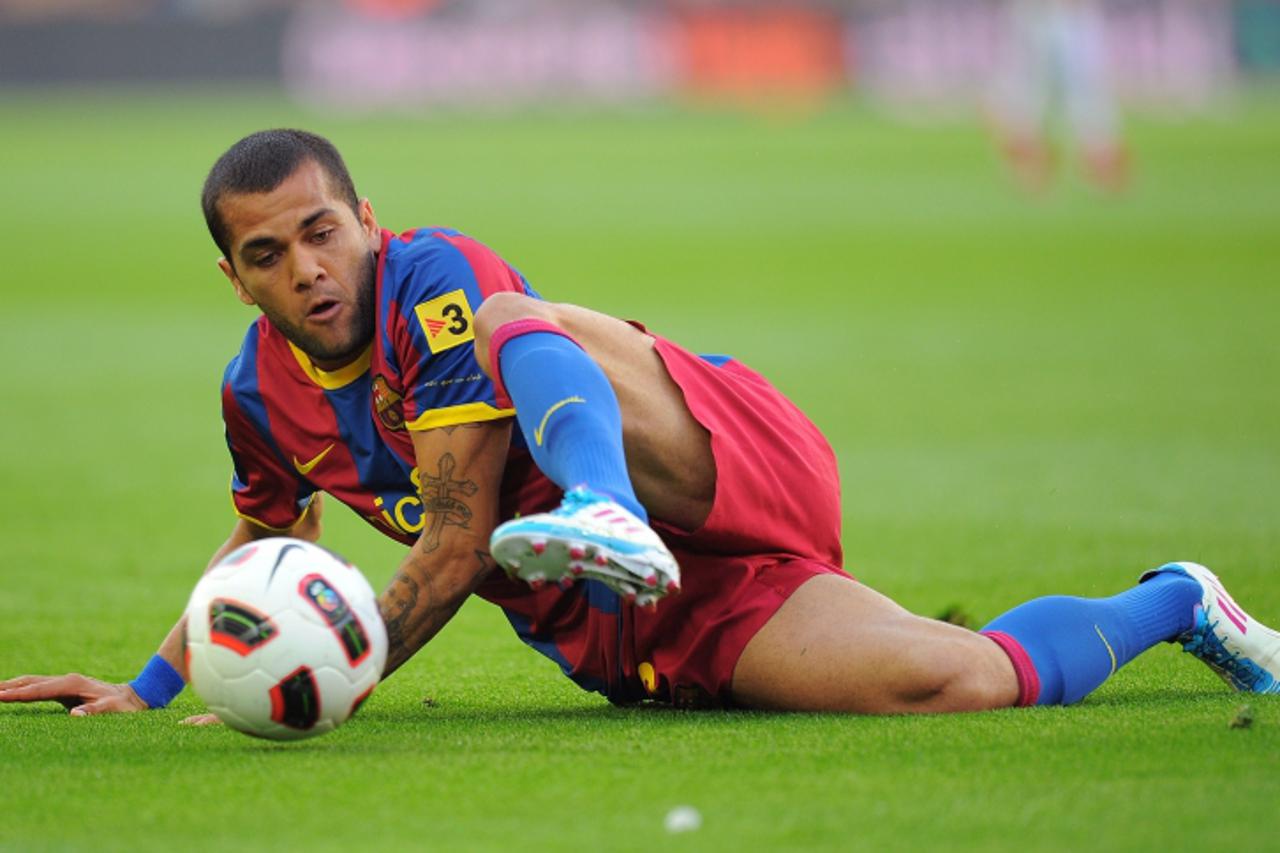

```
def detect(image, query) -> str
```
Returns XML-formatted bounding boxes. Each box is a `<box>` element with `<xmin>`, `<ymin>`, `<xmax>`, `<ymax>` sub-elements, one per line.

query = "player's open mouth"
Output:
<box><xmin>307</xmin><ymin>299</ymin><xmax>342</xmax><ymax>322</ymax></box>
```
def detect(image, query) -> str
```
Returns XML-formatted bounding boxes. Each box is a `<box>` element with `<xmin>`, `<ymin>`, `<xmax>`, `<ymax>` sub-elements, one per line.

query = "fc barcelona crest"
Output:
<box><xmin>372</xmin><ymin>374</ymin><xmax>405</xmax><ymax>431</ymax></box>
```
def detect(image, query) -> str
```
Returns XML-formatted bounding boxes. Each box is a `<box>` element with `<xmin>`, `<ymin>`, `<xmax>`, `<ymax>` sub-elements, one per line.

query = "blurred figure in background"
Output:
<box><xmin>989</xmin><ymin>0</ymin><xmax>1130</xmax><ymax>192</ymax></box>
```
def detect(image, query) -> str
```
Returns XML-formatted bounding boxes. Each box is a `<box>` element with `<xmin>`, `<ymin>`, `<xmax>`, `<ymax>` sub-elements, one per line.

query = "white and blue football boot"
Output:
<box><xmin>1141</xmin><ymin>561</ymin><xmax>1280</xmax><ymax>693</ymax></box>
<box><xmin>490</xmin><ymin>486</ymin><xmax>681</xmax><ymax>607</ymax></box>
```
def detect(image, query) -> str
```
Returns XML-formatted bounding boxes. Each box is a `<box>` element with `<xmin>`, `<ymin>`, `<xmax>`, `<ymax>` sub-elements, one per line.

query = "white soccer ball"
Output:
<box><xmin>184</xmin><ymin>537</ymin><xmax>387</xmax><ymax>740</ymax></box>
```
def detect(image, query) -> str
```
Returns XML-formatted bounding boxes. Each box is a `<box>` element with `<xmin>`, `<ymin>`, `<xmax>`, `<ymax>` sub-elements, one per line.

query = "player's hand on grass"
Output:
<box><xmin>0</xmin><ymin>674</ymin><xmax>148</xmax><ymax>715</ymax></box>
<box><xmin>180</xmin><ymin>713</ymin><xmax>222</xmax><ymax>726</ymax></box>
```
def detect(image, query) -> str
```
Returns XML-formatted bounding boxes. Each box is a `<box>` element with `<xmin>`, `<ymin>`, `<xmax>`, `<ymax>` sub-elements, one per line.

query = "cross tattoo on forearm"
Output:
<box><xmin>419</xmin><ymin>452</ymin><xmax>478</xmax><ymax>551</ymax></box>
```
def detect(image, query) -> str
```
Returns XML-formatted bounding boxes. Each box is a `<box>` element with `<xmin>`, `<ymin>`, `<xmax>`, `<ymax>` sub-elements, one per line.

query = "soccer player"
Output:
<box><xmin>2</xmin><ymin>130</ymin><xmax>1276</xmax><ymax>718</ymax></box>
<box><xmin>989</xmin><ymin>0</ymin><xmax>1130</xmax><ymax>192</ymax></box>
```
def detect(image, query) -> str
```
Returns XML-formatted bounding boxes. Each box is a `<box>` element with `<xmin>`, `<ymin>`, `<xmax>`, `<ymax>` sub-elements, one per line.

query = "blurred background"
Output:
<box><xmin>1</xmin><ymin>1</ymin><xmax>1278</xmax><ymax>641</ymax></box>
<box><xmin>2</xmin><ymin>1</ymin><xmax>1277</xmax><ymax>110</ymax></box>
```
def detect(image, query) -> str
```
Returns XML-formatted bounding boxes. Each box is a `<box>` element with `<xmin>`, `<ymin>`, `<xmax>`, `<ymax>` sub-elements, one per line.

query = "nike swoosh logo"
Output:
<box><xmin>534</xmin><ymin>396</ymin><xmax>586</xmax><ymax>447</ymax></box>
<box><xmin>1094</xmin><ymin>624</ymin><xmax>1118</xmax><ymax>676</ymax></box>
<box><xmin>267</xmin><ymin>543</ymin><xmax>302</xmax><ymax>590</ymax></box>
<box><xmin>293</xmin><ymin>443</ymin><xmax>335</xmax><ymax>476</ymax></box>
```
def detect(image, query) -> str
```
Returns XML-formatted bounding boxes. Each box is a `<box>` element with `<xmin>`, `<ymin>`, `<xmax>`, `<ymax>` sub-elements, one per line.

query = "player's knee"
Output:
<box><xmin>930</xmin><ymin>667</ymin><xmax>1009</xmax><ymax>712</ymax></box>
<box><xmin>899</xmin><ymin>637</ymin><xmax>1017</xmax><ymax>713</ymax></box>
<box><xmin>474</xmin><ymin>292</ymin><xmax>556</xmax><ymax>371</ymax></box>
<box><xmin>292</xmin><ymin>508</ymin><xmax>322</xmax><ymax>543</ymax></box>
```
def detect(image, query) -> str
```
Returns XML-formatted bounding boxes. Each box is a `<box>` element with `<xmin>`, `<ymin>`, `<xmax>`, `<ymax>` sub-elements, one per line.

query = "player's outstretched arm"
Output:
<box><xmin>0</xmin><ymin>501</ymin><xmax>324</xmax><ymax>716</ymax></box>
<box><xmin>0</xmin><ymin>673</ymin><xmax>149</xmax><ymax>716</ymax></box>
<box><xmin>378</xmin><ymin>420</ymin><xmax>511</xmax><ymax>677</ymax></box>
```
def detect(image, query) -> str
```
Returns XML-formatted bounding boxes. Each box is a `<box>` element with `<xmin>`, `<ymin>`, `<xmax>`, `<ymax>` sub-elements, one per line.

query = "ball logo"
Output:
<box><xmin>309</xmin><ymin>580</ymin><xmax>341</xmax><ymax>613</ymax></box>
<box><xmin>297</xmin><ymin>573</ymin><xmax>372</xmax><ymax>666</ymax></box>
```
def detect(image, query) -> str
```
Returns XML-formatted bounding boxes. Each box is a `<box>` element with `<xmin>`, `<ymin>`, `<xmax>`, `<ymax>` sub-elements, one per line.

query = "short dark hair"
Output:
<box><xmin>201</xmin><ymin>129</ymin><xmax>359</xmax><ymax>260</ymax></box>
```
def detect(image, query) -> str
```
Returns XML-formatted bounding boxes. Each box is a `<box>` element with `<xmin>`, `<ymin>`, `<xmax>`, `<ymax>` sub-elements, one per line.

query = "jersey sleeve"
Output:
<box><xmin>222</xmin><ymin>372</ymin><xmax>316</xmax><ymax>532</ymax></box>
<box><xmin>390</xmin><ymin>230</ymin><xmax>537</xmax><ymax>431</ymax></box>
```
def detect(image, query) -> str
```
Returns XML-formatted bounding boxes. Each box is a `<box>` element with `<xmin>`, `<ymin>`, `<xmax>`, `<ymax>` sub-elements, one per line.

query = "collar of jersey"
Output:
<box><xmin>286</xmin><ymin>341</ymin><xmax>371</xmax><ymax>390</ymax></box>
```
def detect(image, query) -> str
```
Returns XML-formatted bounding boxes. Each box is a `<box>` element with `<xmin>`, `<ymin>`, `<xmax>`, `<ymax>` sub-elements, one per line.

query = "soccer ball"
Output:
<box><xmin>184</xmin><ymin>537</ymin><xmax>388</xmax><ymax>740</ymax></box>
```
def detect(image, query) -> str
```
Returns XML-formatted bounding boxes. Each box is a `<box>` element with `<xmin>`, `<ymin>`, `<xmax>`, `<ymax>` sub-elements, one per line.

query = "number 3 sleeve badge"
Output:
<box><xmin>414</xmin><ymin>289</ymin><xmax>476</xmax><ymax>354</ymax></box>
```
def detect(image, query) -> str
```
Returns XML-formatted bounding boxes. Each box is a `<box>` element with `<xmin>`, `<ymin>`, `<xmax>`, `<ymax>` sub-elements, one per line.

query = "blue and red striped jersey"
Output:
<box><xmin>221</xmin><ymin>227</ymin><xmax>538</xmax><ymax>541</ymax></box>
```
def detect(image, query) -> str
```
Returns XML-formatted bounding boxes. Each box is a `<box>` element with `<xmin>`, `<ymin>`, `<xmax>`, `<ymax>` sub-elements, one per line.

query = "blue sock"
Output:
<box><xmin>494</xmin><ymin>326</ymin><xmax>647</xmax><ymax>522</ymax></box>
<box><xmin>982</xmin><ymin>572</ymin><xmax>1202</xmax><ymax>705</ymax></box>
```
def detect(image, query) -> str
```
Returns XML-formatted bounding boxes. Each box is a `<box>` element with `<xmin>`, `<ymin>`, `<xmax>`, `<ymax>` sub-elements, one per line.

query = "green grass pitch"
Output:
<box><xmin>1</xmin><ymin>91</ymin><xmax>1278</xmax><ymax>851</ymax></box>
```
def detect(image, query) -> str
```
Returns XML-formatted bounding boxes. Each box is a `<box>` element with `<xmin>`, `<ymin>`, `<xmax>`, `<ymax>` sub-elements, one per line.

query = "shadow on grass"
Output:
<box><xmin>357</xmin><ymin>701</ymin><xmax>747</xmax><ymax>725</ymax></box>
<box><xmin>1081</xmin><ymin>687</ymin><xmax>1230</xmax><ymax>708</ymax></box>
<box><xmin>0</xmin><ymin>703</ymin><xmax>76</xmax><ymax>718</ymax></box>
<box><xmin>224</xmin><ymin>702</ymin><xmax>813</xmax><ymax>753</ymax></box>
<box><xmin>352</xmin><ymin>699</ymin><xmax>948</xmax><ymax>735</ymax></box>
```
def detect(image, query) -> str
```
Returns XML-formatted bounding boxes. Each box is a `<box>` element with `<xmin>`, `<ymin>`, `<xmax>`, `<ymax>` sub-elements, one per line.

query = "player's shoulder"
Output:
<box><xmin>221</xmin><ymin>316</ymin><xmax>277</xmax><ymax>397</ymax></box>
<box><xmin>381</xmin><ymin>226</ymin><xmax>473</xmax><ymax>281</ymax></box>
<box><xmin>379</xmin><ymin>226</ymin><xmax>535</xmax><ymax>305</ymax></box>
<box><xmin>382</xmin><ymin>225</ymin><xmax>465</xmax><ymax>258</ymax></box>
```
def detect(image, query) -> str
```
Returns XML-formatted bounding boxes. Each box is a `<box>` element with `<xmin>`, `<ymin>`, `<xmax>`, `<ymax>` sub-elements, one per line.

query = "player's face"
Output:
<box><xmin>217</xmin><ymin>160</ymin><xmax>381</xmax><ymax>368</ymax></box>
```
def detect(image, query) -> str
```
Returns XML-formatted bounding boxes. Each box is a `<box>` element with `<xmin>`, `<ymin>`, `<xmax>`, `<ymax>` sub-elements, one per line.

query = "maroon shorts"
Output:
<box><xmin>479</xmin><ymin>333</ymin><xmax>848</xmax><ymax>707</ymax></box>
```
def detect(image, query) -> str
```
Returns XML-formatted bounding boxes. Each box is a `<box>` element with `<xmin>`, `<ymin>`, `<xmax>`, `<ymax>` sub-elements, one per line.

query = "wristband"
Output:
<box><xmin>128</xmin><ymin>655</ymin><xmax>185</xmax><ymax>709</ymax></box>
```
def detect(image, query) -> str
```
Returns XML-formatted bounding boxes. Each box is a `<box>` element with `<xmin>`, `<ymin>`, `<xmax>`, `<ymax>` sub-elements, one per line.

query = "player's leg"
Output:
<box><xmin>474</xmin><ymin>293</ymin><xmax>713</xmax><ymax>600</ymax></box>
<box><xmin>733</xmin><ymin>561</ymin><xmax>1280</xmax><ymax>712</ymax></box>
<box><xmin>732</xmin><ymin>574</ymin><xmax>1021</xmax><ymax>713</ymax></box>
<box><xmin>979</xmin><ymin>571</ymin><xmax>1201</xmax><ymax>704</ymax></box>
<box><xmin>988</xmin><ymin>0</ymin><xmax>1056</xmax><ymax>191</ymax></box>
<box><xmin>1059</xmin><ymin>0</ymin><xmax>1129</xmax><ymax>191</ymax></box>
<box><xmin>985</xmin><ymin>563</ymin><xmax>1280</xmax><ymax>701</ymax></box>
<box><xmin>475</xmin><ymin>293</ymin><xmax>714</xmax><ymax>527</ymax></box>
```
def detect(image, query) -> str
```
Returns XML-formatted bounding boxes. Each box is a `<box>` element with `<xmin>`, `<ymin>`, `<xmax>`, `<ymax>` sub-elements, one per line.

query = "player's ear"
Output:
<box><xmin>358</xmin><ymin>198</ymin><xmax>380</xmax><ymax>250</ymax></box>
<box><xmin>218</xmin><ymin>257</ymin><xmax>257</xmax><ymax>307</ymax></box>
